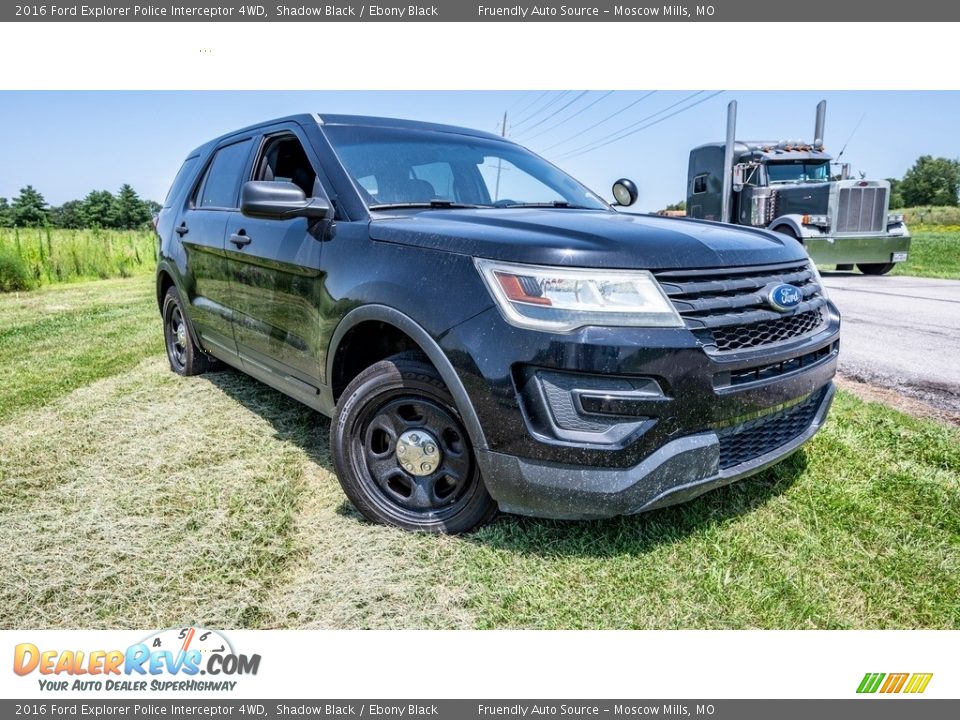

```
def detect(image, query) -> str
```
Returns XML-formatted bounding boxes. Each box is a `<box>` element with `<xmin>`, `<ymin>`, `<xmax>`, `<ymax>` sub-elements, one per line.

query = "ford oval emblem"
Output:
<box><xmin>766</xmin><ymin>283</ymin><xmax>803</xmax><ymax>312</ymax></box>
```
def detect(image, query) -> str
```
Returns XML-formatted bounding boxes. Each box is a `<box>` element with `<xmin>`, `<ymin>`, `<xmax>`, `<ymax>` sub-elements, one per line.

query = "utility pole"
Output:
<box><xmin>494</xmin><ymin>111</ymin><xmax>506</xmax><ymax>201</ymax></box>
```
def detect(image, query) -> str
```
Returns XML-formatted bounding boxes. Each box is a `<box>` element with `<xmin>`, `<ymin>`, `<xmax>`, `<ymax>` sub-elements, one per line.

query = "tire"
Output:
<box><xmin>857</xmin><ymin>262</ymin><xmax>895</xmax><ymax>276</ymax></box>
<box><xmin>162</xmin><ymin>286</ymin><xmax>213</xmax><ymax>376</ymax></box>
<box><xmin>331</xmin><ymin>353</ymin><xmax>497</xmax><ymax>534</ymax></box>
<box><xmin>773</xmin><ymin>226</ymin><xmax>800</xmax><ymax>241</ymax></box>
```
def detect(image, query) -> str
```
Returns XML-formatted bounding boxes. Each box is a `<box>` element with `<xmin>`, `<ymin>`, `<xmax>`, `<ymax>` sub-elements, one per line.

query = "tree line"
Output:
<box><xmin>888</xmin><ymin>156</ymin><xmax>960</xmax><ymax>208</ymax></box>
<box><xmin>0</xmin><ymin>185</ymin><xmax>161</xmax><ymax>230</ymax></box>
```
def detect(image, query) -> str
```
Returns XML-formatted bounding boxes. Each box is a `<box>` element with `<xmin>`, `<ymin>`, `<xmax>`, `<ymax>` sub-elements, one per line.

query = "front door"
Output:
<box><xmin>224</xmin><ymin>130</ymin><xmax>329</xmax><ymax>390</ymax></box>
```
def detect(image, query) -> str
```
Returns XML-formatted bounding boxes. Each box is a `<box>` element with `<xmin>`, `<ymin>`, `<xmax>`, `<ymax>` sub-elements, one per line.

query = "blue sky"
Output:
<box><xmin>1</xmin><ymin>90</ymin><xmax>957</xmax><ymax>212</ymax></box>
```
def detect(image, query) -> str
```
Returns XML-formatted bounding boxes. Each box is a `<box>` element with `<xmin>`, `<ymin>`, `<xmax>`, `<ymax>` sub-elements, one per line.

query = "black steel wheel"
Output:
<box><xmin>331</xmin><ymin>354</ymin><xmax>497</xmax><ymax>533</ymax></box>
<box><xmin>162</xmin><ymin>286</ymin><xmax>212</xmax><ymax>376</ymax></box>
<box><xmin>857</xmin><ymin>262</ymin><xmax>896</xmax><ymax>276</ymax></box>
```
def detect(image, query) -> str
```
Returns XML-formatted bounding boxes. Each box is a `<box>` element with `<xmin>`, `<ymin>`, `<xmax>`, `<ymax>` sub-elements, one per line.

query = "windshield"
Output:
<box><xmin>324</xmin><ymin>125</ymin><xmax>609</xmax><ymax>210</ymax></box>
<box><xmin>766</xmin><ymin>160</ymin><xmax>831</xmax><ymax>184</ymax></box>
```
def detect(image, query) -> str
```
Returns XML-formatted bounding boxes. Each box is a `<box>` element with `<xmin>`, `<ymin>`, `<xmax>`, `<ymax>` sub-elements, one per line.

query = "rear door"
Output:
<box><xmin>223</xmin><ymin>127</ymin><xmax>329</xmax><ymax>391</ymax></box>
<box><xmin>178</xmin><ymin>136</ymin><xmax>254</xmax><ymax>358</ymax></box>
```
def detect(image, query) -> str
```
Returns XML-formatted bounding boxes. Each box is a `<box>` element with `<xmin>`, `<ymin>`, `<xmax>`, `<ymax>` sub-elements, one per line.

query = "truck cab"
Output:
<box><xmin>686</xmin><ymin>102</ymin><xmax>911</xmax><ymax>275</ymax></box>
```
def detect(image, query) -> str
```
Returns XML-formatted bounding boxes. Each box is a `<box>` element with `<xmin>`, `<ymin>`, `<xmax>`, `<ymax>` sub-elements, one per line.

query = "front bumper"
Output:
<box><xmin>477</xmin><ymin>383</ymin><xmax>835</xmax><ymax>519</ymax></box>
<box><xmin>804</xmin><ymin>231</ymin><xmax>911</xmax><ymax>265</ymax></box>
<box><xmin>441</xmin><ymin>302</ymin><xmax>841</xmax><ymax>520</ymax></box>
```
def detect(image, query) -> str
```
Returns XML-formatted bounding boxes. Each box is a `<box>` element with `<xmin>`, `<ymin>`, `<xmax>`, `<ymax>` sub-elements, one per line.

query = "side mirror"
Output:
<box><xmin>732</xmin><ymin>163</ymin><xmax>747</xmax><ymax>192</ymax></box>
<box><xmin>611</xmin><ymin>178</ymin><xmax>639</xmax><ymax>207</ymax></box>
<box><xmin>240</xmin><ymin>181</ymin><xmax>332</xmax><ymax>220</ymax></box>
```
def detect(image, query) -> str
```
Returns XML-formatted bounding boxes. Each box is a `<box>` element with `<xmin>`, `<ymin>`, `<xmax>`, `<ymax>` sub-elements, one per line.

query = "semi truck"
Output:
<box><xmin>686</xmin><ymin>100</ymin><xmax>910</xmax><ymax>275</ymax></box>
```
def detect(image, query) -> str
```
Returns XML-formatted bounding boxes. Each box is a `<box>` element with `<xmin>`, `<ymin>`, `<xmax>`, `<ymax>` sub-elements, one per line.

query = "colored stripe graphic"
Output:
<box><xmin>857</xmin><ymin>672</ymin><xmax>932</xmax><ymax>694</ymax></box>
<box><xmin>880</xmin><ymin>673</ymin><xmax>909</xmax><ymax>693</ymax></box>
<box><xmin>857</xmin><ymin>673</ymin><xmax>885</xmax><ymax>693</ymax></box>
<box><xmin>904</xmin><ymin>673</ymin><xmax>933</xmax><ymax>694</ymax></box>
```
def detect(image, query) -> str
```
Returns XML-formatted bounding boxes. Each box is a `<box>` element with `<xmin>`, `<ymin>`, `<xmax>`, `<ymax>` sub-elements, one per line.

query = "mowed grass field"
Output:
<box><xmin>1</xmin><ymin>275</ymin><xmax>958</xmax><ymax>629</ymax></box>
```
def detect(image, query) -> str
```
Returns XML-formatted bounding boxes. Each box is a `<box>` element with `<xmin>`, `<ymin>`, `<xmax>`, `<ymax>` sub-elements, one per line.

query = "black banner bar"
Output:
<box><xmin>3</xmin><ymin>0</ymin><xmax>958</xmax><ymax>22</ymax></box>
<box><xmin>2</xmin><ymin>700</ymin><xmax>958</xmax><ymax>719</ymax></box>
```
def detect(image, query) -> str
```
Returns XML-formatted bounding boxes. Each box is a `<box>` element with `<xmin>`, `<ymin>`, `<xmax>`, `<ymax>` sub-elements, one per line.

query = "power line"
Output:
<box><xmin>556</xmin><ymin>91</ymin><xmax>725</xmax><ymax>161</ymax></box>
<box><xmin>554</xmin><ymin>91</ymin><xmax>705</xmax><ymax>159</ymax></box>
<box><xmin>510</xmin><ymin>90</ymin><xmax>551</xmax><ymax>121</ymax></box>
<box><xmin>512</xmin><ymin>91</ymin><xmax>571</xmax><ymax>129</ymax></box>
<box><xmin>537</xmin><ymin>91</ymin><xmax>657</xmax><ymax>153</ymax></box>
<box><xmin>511</xmin><ymin>91</ymin><xmax>560</xmax><ymax>125</ymax></box>
<box><xmin>518</xmin><ymin>90</ymin><xmax>590</xmax><ymax>134</ymax></box>
<box><xmin>505</xmin><ymin>91</ymin><xmax>534</xmax><ymax>114</ymax></box>
<box><xmin>519</xmin><ymin>91</ymin><xmax>615</xmax><ymax>142</ymax></box>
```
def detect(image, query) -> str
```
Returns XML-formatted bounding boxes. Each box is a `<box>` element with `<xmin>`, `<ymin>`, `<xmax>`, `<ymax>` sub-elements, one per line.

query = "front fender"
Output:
<box><xmin>323</xmin><ymin>304</ymin><xmax>488</xmax><ymax>451</ymax></box>
<box><xmin>767</xmin><ymin>215</ymin><xmax>824</xmax><ymax>240</ymax></box>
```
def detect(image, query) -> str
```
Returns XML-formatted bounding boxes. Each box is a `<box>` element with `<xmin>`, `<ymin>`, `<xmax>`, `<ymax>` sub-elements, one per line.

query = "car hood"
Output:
<box><xmin>368</xmin><ymin>209</ymin><xmax>807</xmax><ymax>269</ymax></box>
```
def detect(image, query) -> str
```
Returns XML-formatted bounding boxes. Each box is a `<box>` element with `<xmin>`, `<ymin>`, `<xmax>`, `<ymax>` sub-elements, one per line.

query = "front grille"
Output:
<box><xmin>717</xmin><ymin>389</ymin><xmax>826</xmax><ymax>470</ymax></box>
<box><xmin>654</xmin><ymin>261</ymin><xmax>829</xmax><ymax>353</ymax></box>
<box><xmin>836</xmin><ymin>186</ymin><xmax>887</xmax><ymax>234</ymax></box>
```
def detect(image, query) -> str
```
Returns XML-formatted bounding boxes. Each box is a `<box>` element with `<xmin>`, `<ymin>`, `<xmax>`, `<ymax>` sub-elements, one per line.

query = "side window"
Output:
<box><xmin>693</xmin><ymin>174</ymin><xmax>708</xmax><ymax>194</ymax></box>
<box><xmin>196</xmin><ymin>139</ymin><xmax>253</xmax><ymax>209</ymax></box>
<box><xmin>253</xmin><ymin>134</ymin><xmax>318</xmax><ymax>197</ymax></box>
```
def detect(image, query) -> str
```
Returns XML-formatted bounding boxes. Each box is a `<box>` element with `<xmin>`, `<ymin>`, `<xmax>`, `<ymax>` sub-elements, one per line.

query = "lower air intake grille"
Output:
<box><xmin>717</xmin><ymin>389</ymin><xmax>826</xmax><ymax>470</ymax></box>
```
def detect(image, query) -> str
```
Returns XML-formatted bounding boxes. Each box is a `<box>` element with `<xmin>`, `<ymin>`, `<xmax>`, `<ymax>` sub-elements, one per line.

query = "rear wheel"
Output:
<box><xmin>162</xmin><ymin>286</ymin><xmax>213</xmax><ymax>376</ymax></box>
<box><xmin>331</xmin><ymin>354</ymin><xmax>497</xmax><ymax>534</ymax></box>
<box><xmin>857</xmin><ymin>262</ymin><xmax>896</xmax><ymax>276</ymax></box>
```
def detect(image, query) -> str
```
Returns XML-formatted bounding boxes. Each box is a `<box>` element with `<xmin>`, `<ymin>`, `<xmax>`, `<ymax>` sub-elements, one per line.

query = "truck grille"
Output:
<box><xmin>717</xmin><ymin>388</ymin><xmax>826</xmax><ymax>470</ymax></box>
<box><xmin>836</xmin><ymin>186</ymin><xmax>887</xmax><ymax>234</ymax></box>
<box><xmin>654</xmin><ymin>261</ymin><xmax>829</xmax><ymax>352</ymax></box>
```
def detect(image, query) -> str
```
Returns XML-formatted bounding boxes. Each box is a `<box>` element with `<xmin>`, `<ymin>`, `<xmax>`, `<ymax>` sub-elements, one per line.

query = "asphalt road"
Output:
<box><xmin>821</xmin><ymin>273</ymin><xmax>960</xmax><ymax>414</ymax></box>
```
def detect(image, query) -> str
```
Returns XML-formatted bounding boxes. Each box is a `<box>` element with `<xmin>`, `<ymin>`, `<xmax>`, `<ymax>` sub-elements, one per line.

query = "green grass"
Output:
<box><xmin>902</xmin><ymin>205</ymin><xmax>960</xmax><ymax>227</ymax></box>
<box><xmin>0</xmin><ymin>275</ymin><xmax>163</xmax><ymax>420</ymax></box>
<box><xmin>0</xmin><ymin>276</ymin><xmax>958</xmax><ymax>629</ymax></box>
<box><xmin>891</xmin><ymin>229</ymin><xmax>960</xmax><ymax>279</ymax></box>
<box><xmin>0</xmin><ymin>227</ymin><xmax>156</xmax><ymax>291</ymax></box>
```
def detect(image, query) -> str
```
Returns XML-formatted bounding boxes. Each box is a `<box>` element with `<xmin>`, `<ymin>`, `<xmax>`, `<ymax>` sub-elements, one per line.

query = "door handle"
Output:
<box><xmin>229</xmin><ymin>232</ymin><xmax>252</xmax><ymax>248</ymax></box>
<box><xmin>175</xmin><ymin>223</ymin><xmax>189</xmax><ymax>237</ymax></box>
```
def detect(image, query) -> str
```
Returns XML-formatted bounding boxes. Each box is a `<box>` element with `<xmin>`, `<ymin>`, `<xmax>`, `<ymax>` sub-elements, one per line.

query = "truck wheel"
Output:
<box><xmin>162</xmin><ymin>286</ymin><xmax>213</xmax><ymax>376</ymax></box>
<box><xmin>773</xmin><ymin>226</ymin><xmax>801</xmax><ymax>242</ymax></box>
<box><xmin>331</xmin><ymin>353</ymin><xmax>497</xmax><ymax>534</ymax></box>
<box><xmin>857</xmin><ymin>263</ymin><xmax>895</xmax><ymax>276</ymax></box>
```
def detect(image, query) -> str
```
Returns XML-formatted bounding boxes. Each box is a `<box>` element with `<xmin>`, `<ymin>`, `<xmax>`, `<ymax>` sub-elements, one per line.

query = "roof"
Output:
<box><xmin>316</xmin><ymin>114</ymin><xmax>505</xmax><ymax>141</ymax></box>
<box><xmin>187</xmin><ymin>113</ymin><xmax>508</xmax><ymax>157</ymax></box>
<box><xmin>692</xmin><ymin>140</ymin><xmax>833</xmax><ymax>162</ymax></box>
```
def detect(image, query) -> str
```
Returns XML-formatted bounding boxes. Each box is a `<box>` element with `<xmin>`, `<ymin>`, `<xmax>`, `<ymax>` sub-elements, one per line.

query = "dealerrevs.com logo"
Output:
<box><xmin>857</xmin><ymin>672</ymin><xmax>933</xmax><ymax>694</ymax></box>
<box><xmin>13</xmin><ymin>627</ymin><xmax>261</xmax><ymax>692</ymax></box>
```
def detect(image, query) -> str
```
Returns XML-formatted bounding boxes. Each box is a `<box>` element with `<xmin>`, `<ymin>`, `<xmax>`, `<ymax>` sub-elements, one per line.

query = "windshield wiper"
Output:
<box><xmin>502</xmin><ymin>201</ymin><xmax>595</xmax><ymax>209</ymax></box>
<box><xmin>369</xmin><ymin>200</ymin><xmax>487</xmax><ymax>210</ymax></box>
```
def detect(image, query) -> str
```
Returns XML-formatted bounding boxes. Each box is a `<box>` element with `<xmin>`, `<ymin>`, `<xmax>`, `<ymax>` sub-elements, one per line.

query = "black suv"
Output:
<box><xmin>156</xmin><ymin>114</ymin><xmax>840</xmax><ymax>533</ymax></box>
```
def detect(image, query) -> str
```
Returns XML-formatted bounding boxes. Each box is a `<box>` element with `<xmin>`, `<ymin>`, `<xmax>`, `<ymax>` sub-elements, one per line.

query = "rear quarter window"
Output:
<box><xmin>162</xmin><ymin>156</ymin><xmax>199</xmax><ymax>208</ymax></box>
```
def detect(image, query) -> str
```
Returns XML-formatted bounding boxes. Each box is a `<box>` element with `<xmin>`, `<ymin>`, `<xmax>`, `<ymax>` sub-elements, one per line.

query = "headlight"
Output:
<box><xmin>802</xmin><ymin>214</ymin><xmax>830</xmax><ymax>227</ymax></box>
<box><xmin>887</xmin><ymin>213</ymin><xmax>904</xmax><ymax>225</ymax></box>
<box><xmin>475</xmin><ymin>259</ymin><xmax>683</xmax><ymax>332</ymax></box>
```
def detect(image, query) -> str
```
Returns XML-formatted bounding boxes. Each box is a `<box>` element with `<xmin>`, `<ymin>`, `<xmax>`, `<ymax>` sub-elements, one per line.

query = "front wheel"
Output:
<box><xmin>331</xmin><ymin>354</ymin><xmax>497</xmax><ymax>534</ymax></box>
<box><xmin>857</xmin><ymin>262</ymin><xmax>896</xmax><ymax>276</ymax></box>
